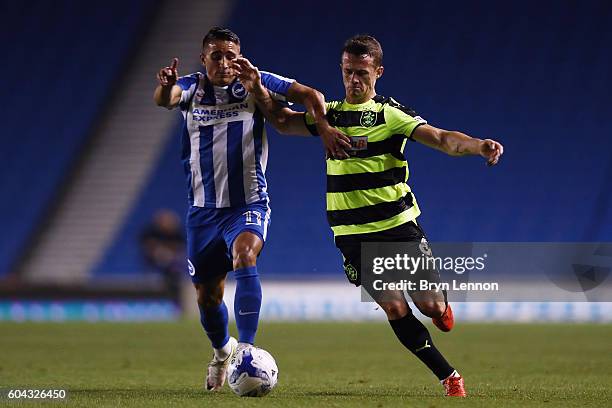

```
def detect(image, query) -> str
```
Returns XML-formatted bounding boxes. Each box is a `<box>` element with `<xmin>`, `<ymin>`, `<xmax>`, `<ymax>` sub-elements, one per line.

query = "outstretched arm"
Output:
<box><xmin>233</xmin><ymin>57</ymin><xmax>351</xmax><ymax>159</ymax></box>
<box><xmin>413</xmin><ymin>124</ymin><xmax>504</xmax><ymax>166</ymax></box>
<box><xmin>154</xmin><ymin>58</ymin><xmax>182</xmax><ymax>109</ymax></box>
<box><xmin>285</xmin><ymin>82</ymin><xmax>351</xmax><ymax>158</ymax></box>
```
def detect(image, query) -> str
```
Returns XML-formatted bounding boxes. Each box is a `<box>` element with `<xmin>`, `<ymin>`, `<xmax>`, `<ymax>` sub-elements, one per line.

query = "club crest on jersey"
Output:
<box><xmin>360</xmin><ymin>110</ymin><xmax>376</xmax><ymax>127</ymax></box>
<box><xmin>231</xmin><ymin>82</ymin><xmax>247</xmax><ymax>100</ymax></box>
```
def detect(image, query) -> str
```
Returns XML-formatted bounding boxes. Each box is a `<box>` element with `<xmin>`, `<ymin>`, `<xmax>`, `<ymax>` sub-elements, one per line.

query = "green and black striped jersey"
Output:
<box><xmin>305</xmin><ymin>95</ymin><xmax>426</xmax><ymax>237</ymax></box>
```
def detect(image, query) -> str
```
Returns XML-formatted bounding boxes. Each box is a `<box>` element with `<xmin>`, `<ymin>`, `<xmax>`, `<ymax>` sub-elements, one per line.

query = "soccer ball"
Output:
<box><xmin>227</xmin><ymin>346</ymin><xmax>278</xmax><ymax>397</ymax></box>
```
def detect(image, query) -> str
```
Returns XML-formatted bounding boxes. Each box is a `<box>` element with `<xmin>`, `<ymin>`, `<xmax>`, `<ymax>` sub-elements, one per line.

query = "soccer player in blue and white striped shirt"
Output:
<box><xmin>154</xmin><ymin>27</ymin><xmax>350</xmax><ymax>391</ymax></box>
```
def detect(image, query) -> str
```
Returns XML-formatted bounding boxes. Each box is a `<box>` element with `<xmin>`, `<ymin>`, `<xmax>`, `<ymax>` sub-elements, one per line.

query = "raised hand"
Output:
<box><xmin>480</xmin><ymin>139</ymin><xmax>504</xmax><ymax>166</ymax></box>
<box><xmin>157</xmin><ymin>58</ymin><xmax>179</xmax><ymax>87</ymax></box>
<box><xmin>232</xmin><ymin>57</ymin><xmax>264</xmax><ymax>95</ymax></box>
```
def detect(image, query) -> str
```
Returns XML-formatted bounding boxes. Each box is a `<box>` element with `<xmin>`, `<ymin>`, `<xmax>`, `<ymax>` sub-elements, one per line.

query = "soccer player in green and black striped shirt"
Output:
<box><xmin>233</xmin><ymin>35</ymin><xmax>503</xmax><ymax>397</ymax></box>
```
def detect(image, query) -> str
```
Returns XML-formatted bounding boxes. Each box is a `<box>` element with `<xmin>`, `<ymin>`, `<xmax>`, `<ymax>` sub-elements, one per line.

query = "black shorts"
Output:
<box><xmin>334</xmin><ymin>221</ymin><xmax>442</xmax><ymax>291</ymax></box>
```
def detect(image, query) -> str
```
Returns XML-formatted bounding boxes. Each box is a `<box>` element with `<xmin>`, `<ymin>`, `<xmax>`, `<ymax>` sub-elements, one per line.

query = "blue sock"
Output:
<box><xmin>198</xmin><ymin>301</ymin><xmax>229</xmax><ymax>349</ymax></box>
<box><xmin>234</xmin><ymin>266</ymin><xmax>262</xmax><ymax>344</ymax></box>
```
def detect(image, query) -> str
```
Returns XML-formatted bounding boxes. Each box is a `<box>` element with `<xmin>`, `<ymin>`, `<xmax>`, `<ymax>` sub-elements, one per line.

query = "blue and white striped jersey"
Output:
<box><xmin>176</xmin><ymin>71</ymin><xmax>294</xmax><ymax>209</ymax></box>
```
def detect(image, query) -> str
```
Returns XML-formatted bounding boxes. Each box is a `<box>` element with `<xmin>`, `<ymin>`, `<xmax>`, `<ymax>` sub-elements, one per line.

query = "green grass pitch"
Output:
<box><xmin>1</xmin><ymin>321</ymin><xmax>611</xmax><ymax>407</ymax></box>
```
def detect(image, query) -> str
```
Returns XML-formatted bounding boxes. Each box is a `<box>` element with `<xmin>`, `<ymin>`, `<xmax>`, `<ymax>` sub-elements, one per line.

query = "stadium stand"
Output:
<box><xmin>0</xmin><ymin>0</ymin><xmax>157</xmax><ymax>277</ymax></box>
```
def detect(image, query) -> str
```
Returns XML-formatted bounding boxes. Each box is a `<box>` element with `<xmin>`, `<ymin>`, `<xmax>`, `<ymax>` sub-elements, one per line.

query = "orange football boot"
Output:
<box><xmin>432</xmin><ymin>303</ymin><xmax>454</xmax><ymax>332</ymax></box>
<box><xmin>443</xmin><ymin>373</ymin><xmax>466</xmax><ymax>397</ymax></box>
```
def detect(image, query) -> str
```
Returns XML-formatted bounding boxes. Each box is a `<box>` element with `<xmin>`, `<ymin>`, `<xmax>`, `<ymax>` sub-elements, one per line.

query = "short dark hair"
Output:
<box><xmin>202</xmin><ymin>27</ymin><xmax>240</xmax><ymax>48</ymax></box>
<box><xmin>342</xmin><ymin>35</ymin><xmax>383</xmax><ymax>66</ymax></box>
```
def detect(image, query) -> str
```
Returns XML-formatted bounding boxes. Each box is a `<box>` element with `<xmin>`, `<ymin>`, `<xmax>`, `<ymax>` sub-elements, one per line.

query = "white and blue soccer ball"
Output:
<box><xmin>227</xmin><ymin>346</ymin><xmax>278</xmax><ymax>397</ymax></box>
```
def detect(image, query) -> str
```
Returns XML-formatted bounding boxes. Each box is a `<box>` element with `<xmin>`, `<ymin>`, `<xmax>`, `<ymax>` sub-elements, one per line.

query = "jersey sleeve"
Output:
<box><xmin>384</xmin><ymin>98</ymin><xmax>427</xmax><ymax>141</ymax></box>
<box><xmin>304</xmin><ymin>101</ymin><xmax>337</xmax><ymax>135</ymax></box>
<box><xmin>177</xmin><ymin>73</ymin><xmax>200</xmax><ymax>111</ymax></box>
<box><xmin>260</xmin><ymin>71</ymin><xmax>295</xmax><ymax>102</ymax></box>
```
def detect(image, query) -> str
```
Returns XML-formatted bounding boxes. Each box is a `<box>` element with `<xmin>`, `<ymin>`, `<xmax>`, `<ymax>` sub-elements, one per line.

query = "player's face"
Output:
<box><xmin>341</xmin><ymin>52</ymin><xmax>383</xmax><ymax>104</ymax></box>
<box><xmin>201</xmin><ymin>40</ymin><xmax>241</xmax><ymax>86</ymax></box>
